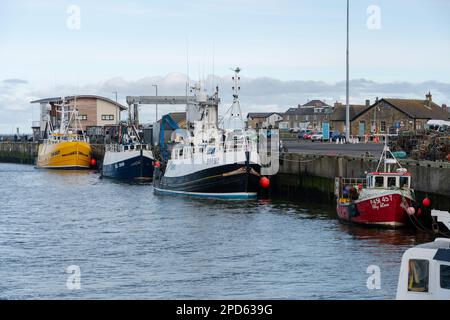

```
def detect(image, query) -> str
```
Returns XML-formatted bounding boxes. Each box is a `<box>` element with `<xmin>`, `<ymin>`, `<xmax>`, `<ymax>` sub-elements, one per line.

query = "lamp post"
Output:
<box><xmin>345</xmin><ymin>0</ymin><xmax>350</xmax><ymax>142</ymax></box>
<box><xmin>152</xmin><ymin>84</ymin><xmax>158</xmax><ymax>122</ymax></box>
<box><xmin>112</xmin><ymin>90</ymin><xmax>118</xmax><ymax>123</ymax></box>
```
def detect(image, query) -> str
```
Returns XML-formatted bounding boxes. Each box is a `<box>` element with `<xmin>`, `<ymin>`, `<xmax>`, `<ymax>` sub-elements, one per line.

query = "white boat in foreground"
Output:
<box><xmin>396</xmin><ymin>236</ymin><xmax>450</xmax><ymax>300</ymax></box>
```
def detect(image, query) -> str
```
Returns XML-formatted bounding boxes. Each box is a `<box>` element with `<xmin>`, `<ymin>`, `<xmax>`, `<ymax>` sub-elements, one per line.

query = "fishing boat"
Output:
<box><xmin>102</xmin><ymin>124</ymin><xmax>154</xmax><ymax>180</ymax></box>
<box><xmin>396</xmin><ymin>237</ymin><xmax>450</xmax><ymax>300</ymax></box>
<box><xmin>36</xmin><ymin>98</ymin><xmax>92</xmax><ymax>169</ymax></box>
<box><xmin>153</xmin><ymin>68</ymin><xmax>266</xmax><ymax>200</ymax></box>
<box><xmin>335</xmin><ymin>136</ymin><xmax>417</xmax><ymax>228</ymax></box>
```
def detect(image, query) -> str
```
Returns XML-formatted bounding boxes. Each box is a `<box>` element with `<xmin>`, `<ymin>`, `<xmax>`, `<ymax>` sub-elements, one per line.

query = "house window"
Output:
<box><xmin>380</xmin><ymin>121</ymin><xmax>386</xmax><ymax>132</ymax></box>
<box><xmin>408</xmin><ymin>259</ymin><xmax>429</xmax><ymax>292</ymax></box>
<box><xmin>79</xmin><ymin>115</ymin><xmax>87</xmax><ymax>121</ymax></box>
<box><xmin>101</xmin><ymin>115</ymin><xmax>115</xmax><ymax>121</ymax></box>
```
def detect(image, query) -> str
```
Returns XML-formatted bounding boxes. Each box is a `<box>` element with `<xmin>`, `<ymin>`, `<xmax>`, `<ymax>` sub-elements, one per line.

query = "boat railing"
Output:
<box><xmin>105</xmin><ymin>143</ymin><xmax>151</xmax><ymax>153</ymax></box>
<box><xmin>170</xmin><ymin>139</ymin><xmax>257</xmax><ymax>161</ymax></box>
<box><xmin>335</xmin><ymin>177</ymin><xmax>367</xmax><ymax>201</ymax></box>
<box><xmin>46</xmin><ymin>135</ymin><xmax>89</xmax><ymax>143</ymax></box>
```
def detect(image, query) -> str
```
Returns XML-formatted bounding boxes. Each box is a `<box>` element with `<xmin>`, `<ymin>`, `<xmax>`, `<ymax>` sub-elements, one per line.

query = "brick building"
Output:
<box><xmin>31</xmin><ymin>95</ymin><xmax>127</xmax><ymax>134</ymax></box>
<box><xmin>283</xmin><ymin>100</ymin><xmax>332</xmax><ymax>130</ymax></box>
<box><xmin>351</xmin><ymin>93</ymin><xmax>450</xmax><ymax>136</ymax></box>
<box><xmin>330</xmin><ymin>102</ymin><xmax>369</xmax><ymax>134</ymax></box>
<box><xmin>246</xmin><ymin>112</ymin><xmax>284</xmax><ymax>129</ymax></box>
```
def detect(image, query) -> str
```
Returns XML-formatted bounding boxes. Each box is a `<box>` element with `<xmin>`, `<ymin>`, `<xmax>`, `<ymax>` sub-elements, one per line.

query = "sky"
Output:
<box><xmin>0</xmin><ymin>0</ymin><xmax>449</xmax><ymax>133</ymax></box>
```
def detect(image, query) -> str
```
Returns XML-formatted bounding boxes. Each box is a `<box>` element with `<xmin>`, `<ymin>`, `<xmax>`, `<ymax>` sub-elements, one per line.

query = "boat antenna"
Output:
<box><xmin>212</xmin><ymin>41</ymin><xmax>215</xmax><ymax>93</ymax></box>
<box><xmin>185</xmin><ymin>36</ymin><xmax>190</xmax><ymax>112</ymax></box>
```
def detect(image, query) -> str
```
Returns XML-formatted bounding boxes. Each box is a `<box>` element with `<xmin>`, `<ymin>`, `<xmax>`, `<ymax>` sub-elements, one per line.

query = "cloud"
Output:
<box><xmin>1</xmin><ymin>74</ymin><xmax>449</xmax><ymax>133</ymax></box>
<box><xmin>2</xmin><ymin>78</ymin><xmax>28</xmax><ymax>86</ymax></box>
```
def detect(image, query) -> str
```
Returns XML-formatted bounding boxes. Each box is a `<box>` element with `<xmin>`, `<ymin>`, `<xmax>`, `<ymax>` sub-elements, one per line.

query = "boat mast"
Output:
<box><xmin>375</xmin><ymin>134</ymin><xmax>403</xmax><ymax>172</ymax></box>
<box><xmin>228</xmin><ymin>67</ymin><xmax>243</xmax><ymax>129</ymax></box>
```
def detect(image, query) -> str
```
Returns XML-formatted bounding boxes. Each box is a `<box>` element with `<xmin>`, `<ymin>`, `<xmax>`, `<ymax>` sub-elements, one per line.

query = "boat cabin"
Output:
<box><xmin>366</xmin><ymin>171</ymin><xmax>411</xmax><ymax>190</ymax></box>
<box><xmin>335</xmin><ymin>170</ymin><xmax>412</xmax><ymax>202</ymax></box>
<box><xmin>396</xmin><ymin>238</ymin><xmax>450</xmax><ymax>300</ymax></box>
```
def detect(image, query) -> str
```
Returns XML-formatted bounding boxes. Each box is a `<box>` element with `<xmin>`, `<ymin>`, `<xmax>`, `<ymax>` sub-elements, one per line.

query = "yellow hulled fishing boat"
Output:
<box><xmin>37</xmin><ymin>98</ymin><xmax>92</xmax><ymax>169</ymax></box>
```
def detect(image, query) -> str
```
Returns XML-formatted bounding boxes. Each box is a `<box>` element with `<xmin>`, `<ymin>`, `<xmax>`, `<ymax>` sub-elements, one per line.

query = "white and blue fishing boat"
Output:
<box><xmin>102</xmin><ymin>125</ymin><xmax>154</xmax><ymax>180</ymax></box>
<box><xmin>153</xmin><ymin>68</ymin><xmax>265</xmax><ymax>200</ymax></box>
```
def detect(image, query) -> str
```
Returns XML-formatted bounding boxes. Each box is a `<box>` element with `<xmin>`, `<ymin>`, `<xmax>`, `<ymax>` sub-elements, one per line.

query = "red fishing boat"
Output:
<box><xmin>335</xmin><ymin>138</ymin><xmax>416</xmax><ymax>228</ymax></box>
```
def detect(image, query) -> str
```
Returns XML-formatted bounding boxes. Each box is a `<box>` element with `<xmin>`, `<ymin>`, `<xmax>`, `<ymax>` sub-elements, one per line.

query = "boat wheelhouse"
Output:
<box><xmin>396</xmin><ymin>238</ymin><xmax>450</xmax><ymax>300</ymax></box>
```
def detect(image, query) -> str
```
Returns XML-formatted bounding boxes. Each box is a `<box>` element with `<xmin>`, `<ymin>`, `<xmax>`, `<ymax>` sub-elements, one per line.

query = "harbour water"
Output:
<box><xmin>0</xmin><ymin>163</ymin><xmax>433</xmax><ymax>299</ymax></box>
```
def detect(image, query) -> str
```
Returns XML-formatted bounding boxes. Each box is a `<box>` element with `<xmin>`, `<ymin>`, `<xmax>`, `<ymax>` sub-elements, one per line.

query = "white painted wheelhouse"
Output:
<box><xmin>165</xmin><ymin>131</ymin><xmax>259</xmax><ymax>178</ymax></box>
<box><xmin>396</xmin><ymin>238</ymin><xmax>450</xmax><ymax>300</ymax></box>
<box><xmin>366</xmin><ymin>171</ymin><xmax>412</xmax><ymax>190</ymax></box>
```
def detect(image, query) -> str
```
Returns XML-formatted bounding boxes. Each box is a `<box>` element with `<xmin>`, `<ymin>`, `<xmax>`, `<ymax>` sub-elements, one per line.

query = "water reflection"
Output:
<box><xmin>338</xmin><ymin>223</ymin><xmax>434</xmax><ymax>246</ymax></box>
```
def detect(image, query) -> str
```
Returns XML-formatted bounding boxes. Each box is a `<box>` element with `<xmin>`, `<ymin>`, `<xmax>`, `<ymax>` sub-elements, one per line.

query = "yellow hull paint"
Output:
<box><xmin>37</xmin><ymin>141</ymin><xmax>92</xmax><ymax>169</ymax></box>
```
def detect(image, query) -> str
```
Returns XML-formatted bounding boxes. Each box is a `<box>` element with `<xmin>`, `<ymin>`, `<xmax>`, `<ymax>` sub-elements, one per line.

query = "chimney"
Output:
<box><xmin>375</xmin><ymin>97</ymin><xmax>379</xmax><ymax>103</ymax></box>
<box><xmin>426</xmin><ymin>91</ymin><xmax>432</xmax><ymax>105</ymax></box>
<box><xmin>334</xmin><ymin>101</ymin><xmax>342</xmax><ymax>108</ymax></box>
<box><xmin>441</xmin><ymin>104</ymin><xmax>447</xmax><ymax>109</ymax></box>
<box><xmin>365</xmin><ymin>99</ymin><xmax>370</xmax><ymax>107</ymax></box>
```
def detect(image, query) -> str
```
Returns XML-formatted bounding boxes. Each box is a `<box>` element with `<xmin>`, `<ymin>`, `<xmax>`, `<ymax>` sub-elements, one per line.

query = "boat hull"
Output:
<box><xmin>154</xmin><ymin>163</ymin><xmax>261</xmax><ymax>200</ymax></box>
<box><xmin>102</xmin><ymin>151</ymin><xmax>154</xmax><ymax>179</ymax></box>
<box><xmin>337</xmin><ymin>192</ymin><xmax>413</xmax><ymax>228</ymax></box>
<box><xmin>37</xmin><ymin>141</ymin><xmax>91</xmax><ymax>169</ymax></box>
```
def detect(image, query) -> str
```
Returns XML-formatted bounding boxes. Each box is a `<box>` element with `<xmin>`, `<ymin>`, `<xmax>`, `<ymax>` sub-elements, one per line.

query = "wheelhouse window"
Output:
<box><xmin>440</xmin><ymin>265</ymin><xmax>450</xmax><ymax>289</ymax></box>
<box><xmin>387</xmin><ymin>177</ymin><xmax>397</xmax><ymax>188</ymax></box>
<box><xmin>375</xmin><ymin>176</ymin><xmax>384</xmax><ymax>188</ymax></box>
<box><xmin>380</xmin><ymin>121</ymin><xmax>386</xmax><ymax>132</ymax></box>
<box><xmin>408</xmin><ymin>259</ymin><xmax>429</xmax><ymax>292</ymax></box>
<box><xmin>400</xmin><ymin>176</ymin><xmax>410</xmax><ymax>189</ymax></box>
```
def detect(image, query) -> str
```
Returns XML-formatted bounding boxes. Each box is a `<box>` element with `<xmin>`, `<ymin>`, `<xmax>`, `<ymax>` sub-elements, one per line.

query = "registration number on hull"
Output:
<box><xmin>370</xmin><ymin>195</ymin><xmax>393</xmax><ymax>210</ymax></box>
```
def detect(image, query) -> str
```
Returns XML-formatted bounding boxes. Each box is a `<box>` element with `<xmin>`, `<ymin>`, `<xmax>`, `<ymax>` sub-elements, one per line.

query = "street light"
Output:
<box><xmin>112</xmin><ymin>90</ymin><xmax>118</xmax><ymax>123</ymax></box>
<box><xmin>345</xmin><ymin>0</ymin><xmax>350</xmax><ymax>142</ymax></box>
<box><xmin>152</xmin><ymin>84</ymin><xmax>158</xmax><ymax>122</ymax></box>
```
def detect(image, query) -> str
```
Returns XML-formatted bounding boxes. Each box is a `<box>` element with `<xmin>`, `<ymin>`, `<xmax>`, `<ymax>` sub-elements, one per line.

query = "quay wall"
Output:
<box><xmin>0</xmin><ymin>142</ymin><xmax>38</xmax><ymax>164</ymax></box>
<box><xmin>272</xmin><ymin>153</ymin><xmax>450</xmax><ymax>209</ymax></box>
<box><xmin>0</xmin><ymin>142</ymin><xmax>106</xmax><ymax>165</ymax></box>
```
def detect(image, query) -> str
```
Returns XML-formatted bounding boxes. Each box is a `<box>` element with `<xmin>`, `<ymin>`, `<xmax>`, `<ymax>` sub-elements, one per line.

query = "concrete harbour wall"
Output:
<box><xmin>0</xmin><ymin>142</ymin><xmax>38</xmax><ymax>164</ymax></box>
<box><xmin>272</xmin><ymin>153</ymin><xmax>450</xmax><ymax>209</ymax></box>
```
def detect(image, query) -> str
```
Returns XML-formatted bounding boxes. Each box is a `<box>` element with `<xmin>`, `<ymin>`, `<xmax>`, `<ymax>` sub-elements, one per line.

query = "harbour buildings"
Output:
<box><xmin>31</xmin><ymin>95</ymin><xmax>127</xmax><ymax>140</ymax></box>
<box><xmin>349</xmin><ymin>93</ymin><xmax>450</xmax><ymax>136</ymax></box>
<box><xmin>283</xmin><ymin>100</ymin><xmax>332</xmax><ymax>130</ymax></box>
<box><xmin>246</xmin><ymin>112</ymin><xmax>284</xmax><ymax>129</ymax></box>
